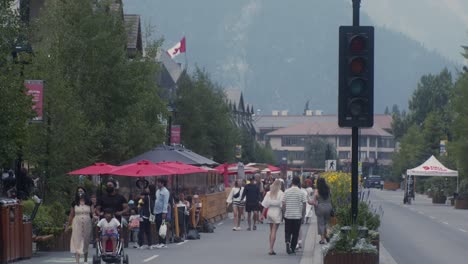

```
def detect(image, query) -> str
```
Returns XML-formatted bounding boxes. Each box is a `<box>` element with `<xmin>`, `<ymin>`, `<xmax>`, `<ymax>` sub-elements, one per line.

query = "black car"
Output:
<box><xmin>364</xmin><ymin>175</ymin><xmax>383</xmax><ymax>189</ymax></box>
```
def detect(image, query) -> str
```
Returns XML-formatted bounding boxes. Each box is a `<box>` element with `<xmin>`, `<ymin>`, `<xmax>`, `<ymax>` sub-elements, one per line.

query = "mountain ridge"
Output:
<box><xmin>123</xmin><ymin>0</ymin><xmax>458</xmax><ymax>114</ymax></box>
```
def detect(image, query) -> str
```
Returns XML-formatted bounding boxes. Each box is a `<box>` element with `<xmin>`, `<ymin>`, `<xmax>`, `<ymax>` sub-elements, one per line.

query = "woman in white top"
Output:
<box><xmin>226</xmin><ymin>180</ymin><xmax>245</xmax><ymax>231</ymax></box>
<box><xmin>261</xmin><ymin>179</ymin><xmax>284</xmax><ymax>255</ymax></box>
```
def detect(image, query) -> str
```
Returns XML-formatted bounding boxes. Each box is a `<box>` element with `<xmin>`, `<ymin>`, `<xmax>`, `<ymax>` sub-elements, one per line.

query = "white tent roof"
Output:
<box><xmin>406</xmin><ymin>155</ymin><xmax>458</xmax><ymax>177</ymax></box>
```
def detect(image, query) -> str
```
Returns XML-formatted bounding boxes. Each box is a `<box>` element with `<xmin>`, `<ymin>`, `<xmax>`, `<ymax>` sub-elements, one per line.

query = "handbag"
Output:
<box><xmin>262</xmin><ymin>208</ymin><xmax>269</xmax><ymax>219</ymax></box>
<box><xmin>233</xmin><ymin>188</ymin><xmax>241</xmax><ymax>199</ymax></box>
<box><xmin>159</xmin><ymin>220</ymin><xmax>167</xmax><ymax>238</ymax></box>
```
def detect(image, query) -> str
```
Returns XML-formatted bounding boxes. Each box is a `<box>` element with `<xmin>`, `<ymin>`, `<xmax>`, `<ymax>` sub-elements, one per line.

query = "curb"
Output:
<box><xmin>300</xmin><ymin>218</ymin><xmax>322</xmax><ymax>264</ymax></box>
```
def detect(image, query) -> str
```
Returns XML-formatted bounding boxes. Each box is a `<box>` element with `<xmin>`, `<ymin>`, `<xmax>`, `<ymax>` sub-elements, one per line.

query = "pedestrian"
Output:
<box><xmin>242</xmin><ymin>175</ymin><xmax>261</xmax><ymax>231</ymax></box>
<box><xmin>261</xmin><ymin>179</ymin><xmax>284</xmax><ymax>255</ymax></box>
<box><xmin>255</xmin><ymin>174</ymin><xmax>265</xmax><ymax>224</ymax></box>
<box><xmin>153</xmin><ymin>178</ymin><xmax>170</xmax><ymax>248</ymax></box>
<box><xmin>309</xmin><ymin>177</ymin><xmax>332</xmax><ymax>244</ymax></box>
<box><xmin>136</xmin><ymin>185</ymin><xmax>155</xmax><ymax>249</ymax></box>
<box><xmin>296</xmin><ymin>182</ymin><xmax>310</xmax><ymax>250</ymax></box>
<box><xmin>193</xmin><ymin>194</ymin><xmax>202</xmax><ymax>228</ymax></box>
<box><xmin>128</xmin><ymin>208</ymin><xmax>140</xmax><ymax>243</ymax></box>
<box><xmin>304</xmin><ymin>182</ymin><xmax>314</xmax><ymax>224</ymax></box>
<box><xmin>282</xmin><ymin>176</ymin><xmax>307</xmax><ymax>255</ymax></box>
<box><xmin>226</xmin><ymin>179</ymin><xmax>245</xmax><ymax>231</ymax></box>
<box><xmin>66</xmin><ymin>187</ymin><xmax>93</xmax><ymax>264</ymax></box>
<box><xmin>96</xmin><ymin>180</ymin><xmax>128</xmax><ymax>222</ymax></box>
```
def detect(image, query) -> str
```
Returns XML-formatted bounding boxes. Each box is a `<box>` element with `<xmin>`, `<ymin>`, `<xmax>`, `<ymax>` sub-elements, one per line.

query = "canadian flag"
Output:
<box><xmin>167</xmin><ymin>37</ymin><xmax>186</xmax><ymax>58</ymax></box>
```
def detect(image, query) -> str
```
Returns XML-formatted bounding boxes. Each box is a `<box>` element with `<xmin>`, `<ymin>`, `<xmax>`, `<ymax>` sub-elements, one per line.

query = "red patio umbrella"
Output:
<box><xmin>156</xmin><ymin>161</ymin><xmax>208</xmax><ymax>175</ymax></box>
<box><xmin>68</xmin><ymin>162</ymin><xmax>117</xmax><ymax>175</ymax></box>
<box><xmin>110</xmin><ymin>160</ymin><xmax>175</xmax><ymax>177</ymax></box>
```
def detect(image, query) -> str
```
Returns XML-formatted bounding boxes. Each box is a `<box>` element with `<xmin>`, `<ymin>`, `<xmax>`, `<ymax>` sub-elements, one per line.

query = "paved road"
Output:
<box><xmin>20</xmin><ymin>218</ymin><xmax>312</xmax><ymax>264</ymax></box>
<box><xmin>370</xmin><ymin>189</ymin><xmax>468</xmax><ymax>264</ymax></box>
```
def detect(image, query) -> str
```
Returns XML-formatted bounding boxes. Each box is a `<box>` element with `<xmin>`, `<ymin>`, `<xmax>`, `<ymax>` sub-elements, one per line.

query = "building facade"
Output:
<box><xmin>254</xmin><ymin>114</ymin><xmax>395</xmax><ymax>170</ymax></box>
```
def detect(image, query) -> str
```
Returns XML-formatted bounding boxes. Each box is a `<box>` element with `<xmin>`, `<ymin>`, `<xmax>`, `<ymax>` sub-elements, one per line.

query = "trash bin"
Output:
<box><xmin>0</xmin><ymin>198</ymin><xmax>20</xmax><ymax>264</ymax></box>
<box><xmin>21</xmin><ymin>221</ymin><xmax>32</xmax><ymax>259</ymax></box>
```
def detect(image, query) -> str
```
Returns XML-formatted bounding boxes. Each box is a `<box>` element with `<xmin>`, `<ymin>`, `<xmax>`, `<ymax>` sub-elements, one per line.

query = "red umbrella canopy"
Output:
<box><xmin>266</xmin><ymin>164</ymin><xmax>281</xmax><ymax>172</ymax></box>
<box><xmin>111</xmin><ymin>160</ymin><xmax>175</xmax><ymax>177</ymax></box>
<box><xmin>68</xmin><ymin>163</ymin><xmax>117</xmax><ymax>175</ymax></box>
<box><xmin>156</xmin><ymin>161</ymin><xmax>208</xmax><ymax>175</ymax></box>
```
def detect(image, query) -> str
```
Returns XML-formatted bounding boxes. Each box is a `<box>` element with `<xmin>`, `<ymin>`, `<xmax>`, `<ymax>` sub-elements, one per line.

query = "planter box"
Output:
<box><xmin>37</xmin><ymin>230</ymin><xmax>71</xmax><ymax>251</ymax></box>
<box><xmin>383</xmin><ymin>182</ymin><xmax>400</xmax><ymax>191</ymax></box>
<box><xmin>324</xmin><ymin>252</ymin><xmax>378</xmax><ymax>264</ymax></box>
<box><xmin>432</xmin><ymin>196</ymin><xmax>446</xmax><ymax>204</ymax></box>
<box><xmin>455</xmin><ymin>199</ymin><xmax>468</xmax><ymax>209</ymax></box>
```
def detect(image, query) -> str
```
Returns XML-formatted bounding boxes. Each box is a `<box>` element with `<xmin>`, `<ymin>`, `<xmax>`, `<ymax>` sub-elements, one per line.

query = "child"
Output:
<box><xmin>96</xmin><ymin>209</ymin><xmax>121</xmax><ymax>256</ymax></box>
<box><xmin>193</xmin><ymin>195</ymin><xmax>202</xmax><ymax>228</ymax></box>
<box><xmin>128</xmin><ymin>208</ymin><xmax>140</xmax><ymax>243</ymax></box>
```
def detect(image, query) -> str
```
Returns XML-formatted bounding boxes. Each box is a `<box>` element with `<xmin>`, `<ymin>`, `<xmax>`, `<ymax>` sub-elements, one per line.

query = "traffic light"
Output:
<box><xmin>338</xmin><ymin>26</ymin><xmax>374</xmax><ymax>128</ymax></box>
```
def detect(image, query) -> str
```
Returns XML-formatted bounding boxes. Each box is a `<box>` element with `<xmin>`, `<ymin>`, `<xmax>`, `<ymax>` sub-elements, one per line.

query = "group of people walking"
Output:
<box><xmin>227</xmin><ymin>174</ymin><xmax>333</xmax><ymax>256</ymax></box>
<box><xmin>65</xmin><ymin>178</ymin><xmax>177</xmax><ymax>263</ymax></box>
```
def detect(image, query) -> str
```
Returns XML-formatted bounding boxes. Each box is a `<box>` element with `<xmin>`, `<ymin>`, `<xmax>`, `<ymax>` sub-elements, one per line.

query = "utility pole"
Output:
<box><xmin>351</xmin><ymin>0</ymin><xmax>361</xmax><ymax>224</ymax></box>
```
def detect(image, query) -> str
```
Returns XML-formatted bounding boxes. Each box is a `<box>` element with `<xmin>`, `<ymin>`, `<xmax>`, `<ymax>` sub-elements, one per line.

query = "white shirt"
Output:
<box><xmin>282</xmin><ymin>186</ymin><xmax>307</xmax><ymax>219</ymax></box>
<box><xmin>97</xmin><ymin>218</ymin><xmax>120</xmax><ymax>235</ymax></box>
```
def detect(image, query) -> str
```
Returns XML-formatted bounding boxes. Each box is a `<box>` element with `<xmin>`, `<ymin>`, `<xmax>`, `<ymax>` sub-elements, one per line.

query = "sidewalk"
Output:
<box><xmin>301</xmin><ymin>217</ymin><xmax>398</xmax><ymax>264</ymax></box>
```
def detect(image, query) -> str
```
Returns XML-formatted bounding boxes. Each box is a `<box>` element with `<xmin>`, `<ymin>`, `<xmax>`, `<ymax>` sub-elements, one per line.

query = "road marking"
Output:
<box><xmin>459</xmin><ymin>228</ymin><xmax>467</xmax><ymax>233</ymax></box>
<box><xmin>143</xmin><ymin>255</ymin><xmax>159</xmax><ymax>262</ymax></box>
<box><xmin>177</xmin><ymin>240</ymin><xmax>189</xmax><ymax>245</ymax></box>
<box><xmin>429</xmin><ymin>216</ymin><xmax>436</xmax><ymax>219</ymax></box>
<box><xmin>218</xmin><ymin>222</ymin><xmax>224</xmax><ymax>226</ymax></box>
<box><xmin>442</xmin><ymin>222</ymin><xmax>449</xmax><ymax>225</ymax></box>
<box><xmin>417</xmin><ymin>211</ymin><xmax>424</xmax><ymax>215</ymax></box>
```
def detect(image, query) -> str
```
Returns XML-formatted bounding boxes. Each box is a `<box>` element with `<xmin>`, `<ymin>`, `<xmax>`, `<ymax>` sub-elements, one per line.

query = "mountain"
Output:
<box><xmin>123</xmin><ymin>0</ymin><xmax>458</xmax><ymax>114</ymax></box>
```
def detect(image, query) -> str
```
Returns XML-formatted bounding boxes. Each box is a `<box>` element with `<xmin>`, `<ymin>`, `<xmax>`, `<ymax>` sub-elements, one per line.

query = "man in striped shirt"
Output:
<box><xmin>282</xmin><ymin>176</ymin><xmax>307</xmax><ymax>255</ymax></box>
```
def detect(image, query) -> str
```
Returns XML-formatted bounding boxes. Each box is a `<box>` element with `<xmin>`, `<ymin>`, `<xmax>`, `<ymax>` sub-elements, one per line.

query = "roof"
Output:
<box><xmin>120</xmin><ymin>145</ymin><xmax>218</xmax><ymax>166</ymax></box>
<box><xmin>158</xmin><ymin>51</ymin><xmax>184</xmax><ymax>84</ymax></box>
<box><xmin>255</xmin><ymin>114</ymin><xmax>393</xmax><ymax>132</ymax></box>
<box><xmin>266</xmin><ymin>121</ymin><xmax>393</xmax><ymax>137</ymax></box>
<box><xmin>407</xmin><ymin>155</ymin><xmax>458</xmax><ymax>177</ymax></box>
<box><xmin>124</xmin><ymin>14</ymin><xmax>142</xmax><ymax>55</ymax></box>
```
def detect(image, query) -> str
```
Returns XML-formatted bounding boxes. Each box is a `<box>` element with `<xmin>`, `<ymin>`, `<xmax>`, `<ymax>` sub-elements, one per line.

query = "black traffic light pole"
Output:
<box><xmin>351</xmin><ymin>0</ymin><xmax>361</xmax><ymax>224</ymax></box>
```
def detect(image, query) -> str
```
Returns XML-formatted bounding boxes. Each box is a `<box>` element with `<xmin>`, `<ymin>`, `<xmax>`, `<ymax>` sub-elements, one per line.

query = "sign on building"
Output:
<box><xmin>325</xmin><ymin>160</ymin><xmax>336</xmax><ymax>172</ymax></box>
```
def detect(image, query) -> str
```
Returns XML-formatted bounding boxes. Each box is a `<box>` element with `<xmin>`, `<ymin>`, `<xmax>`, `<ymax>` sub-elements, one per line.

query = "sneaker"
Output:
<box><xmin>138</xmin><ymin>245</ymin><xmax>149</xmax><ymax>250</ymax></box>
<box><xmin>133</xmin><ymin>244</ymin><xmax>140</xmax><ymax>249</ymax></box>
<box><xmin>150</xmin><ymin>244</ymin><xmax>159</xmax><ymax>249</ymax></box>
<box><xmin>286</xmin><ymin>243</ymin><xmax>292</xmax><ymax>254</ymax></box>
<box><xmin>236</xmin><ymin>227</ymin><xmax>242</xmax><ymax>231</ymax></box>
<box><xmin>157</xmin><ymin>244</ymin><xmax>167</xmax><ymax>249</ymax></box>
<box><xmin>232</xmin><ymin>227</ymin><xmax>237</xmax><ymax>231</ymax></box>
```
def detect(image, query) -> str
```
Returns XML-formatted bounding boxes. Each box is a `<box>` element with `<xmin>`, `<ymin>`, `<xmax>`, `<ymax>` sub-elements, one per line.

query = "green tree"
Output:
<box><xmin>176</xmin><ymin>68</ymin><xmax>238</xmax><ymax>163</ymax></box>
<box><xmin>23</xmin><ymin>0</ymin><xmax>166</xmax><ymax>203</ymax></box>
<box><xmin>304</xmin><ymin>137</ymin><xmax>335</xmax><ymax>168</ymax></box>
<box><xmin>391</xmin><ymin>125</ymin><xmax>425</xmax><ymax>181</ymax></box>
<box><xmin>0</xmin><ymin>0</ymin><xmax>33</xmax><ymax>166</ymax></box>
<box><xmin>408</xmin><ymin>68</ymin><xmax>453</xmax><ymax>126</ymax></box>
<box><xmin>452</xmin><ymin>47</ymin><xmax>468</xmax><ymax>177</ymax></box>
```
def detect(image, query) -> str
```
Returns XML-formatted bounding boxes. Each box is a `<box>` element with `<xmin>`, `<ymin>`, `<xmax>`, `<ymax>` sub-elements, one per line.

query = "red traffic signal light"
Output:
<box><xmin>338</xmin><ymin>26</ymin><xmax>374</xmax><ymax>128</ymax></box>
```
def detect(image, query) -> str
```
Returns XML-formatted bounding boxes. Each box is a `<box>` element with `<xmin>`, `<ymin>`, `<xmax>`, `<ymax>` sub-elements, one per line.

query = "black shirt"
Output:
<box><xmin>241</xmin><ymin>183</ymin><xmax>261</xmax><ymax>205</ymax></box>
<box><xmin>98</xmin><ymin>193</ymin><xmax>127</xmax><ymax>220</ymax></box>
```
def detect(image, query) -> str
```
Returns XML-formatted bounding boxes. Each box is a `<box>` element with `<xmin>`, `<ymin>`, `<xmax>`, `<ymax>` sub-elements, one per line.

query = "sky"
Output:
<box><xmin>361</xmin><ymin>0</ymin><xmax>468</xmax><ymax>64</ymax></box>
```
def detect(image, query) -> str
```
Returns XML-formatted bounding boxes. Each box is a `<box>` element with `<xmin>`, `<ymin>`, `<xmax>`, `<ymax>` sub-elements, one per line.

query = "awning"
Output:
<box><xmin>406</xmin><ymin>155</ymin><xmax>458</xmax><ymax>177</ymax></box>
<box><xmin>120</xmin><ymin>145</ymin><xmax>218</xmax><ymax>166</ymax></box>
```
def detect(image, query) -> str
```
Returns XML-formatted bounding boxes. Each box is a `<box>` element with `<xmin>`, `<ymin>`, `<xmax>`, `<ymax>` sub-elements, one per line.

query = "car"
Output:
<box><xmin>364</xmin><ymin>175</ymin><xmax>383</xmax><ymax>189</ymax></box>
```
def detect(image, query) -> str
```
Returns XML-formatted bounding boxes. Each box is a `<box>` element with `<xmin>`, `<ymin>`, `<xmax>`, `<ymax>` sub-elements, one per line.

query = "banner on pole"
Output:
<box><xmin>24</xmin><ymin>80</ymin><xmax>44</xmax><ymax>122</ymax></box>
<box><xmin>170</xmin><ymin>125</ymin><xmax>181</xmax><ymax>144</ymax></box>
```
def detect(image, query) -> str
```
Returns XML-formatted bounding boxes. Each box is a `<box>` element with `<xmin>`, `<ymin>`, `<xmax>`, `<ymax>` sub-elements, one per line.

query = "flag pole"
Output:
<box><xmin>184</xmin><ymin>37</ymin><xmax>188</xmax><ymax>72</ymax></box>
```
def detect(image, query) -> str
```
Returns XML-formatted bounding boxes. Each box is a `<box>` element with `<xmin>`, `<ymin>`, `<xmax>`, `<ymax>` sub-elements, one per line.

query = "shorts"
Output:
<box><xmin>245</xmin><ymin>204</ymin><xmax>258</xmax><ymax>213</ymax></box>
<box><xmin>101</xmin><ymin>233</ymin><xmax>119</xmax><ymax>238</ymax></box>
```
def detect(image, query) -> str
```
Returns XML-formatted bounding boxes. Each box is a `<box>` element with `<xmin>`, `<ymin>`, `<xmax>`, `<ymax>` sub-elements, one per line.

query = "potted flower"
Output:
<box><xmin>455</xmin><ymin>179</ymin><xmax>468</xmax><ymax>209</ymax></box>
<box><xmin>323</xmin><ymin>225</ymin><xmax>378</xmax><ymax>264</ymax></box>
<box><xmin>428</xmin><ymin>178</ymin><xmax>447</xmax><ymax>204</ymax></box>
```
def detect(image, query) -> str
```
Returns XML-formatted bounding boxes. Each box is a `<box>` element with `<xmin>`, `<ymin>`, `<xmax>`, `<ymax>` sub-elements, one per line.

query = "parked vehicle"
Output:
<box><xmin>364</xmin><ymin>175</ymin><xmax>383</xmax><ymax>189</ymax></box>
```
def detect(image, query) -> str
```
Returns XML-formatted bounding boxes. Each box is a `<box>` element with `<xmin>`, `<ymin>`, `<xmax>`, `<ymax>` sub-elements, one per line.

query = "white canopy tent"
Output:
<box><xmin>406</xmin><ymin>155</ymin><xmax>459</xmax><ymax>191</ymax></box>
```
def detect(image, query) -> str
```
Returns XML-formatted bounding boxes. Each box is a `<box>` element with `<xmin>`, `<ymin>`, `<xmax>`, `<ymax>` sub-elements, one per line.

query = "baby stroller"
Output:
<box><xmin>93</xmin><ymin>236</ymin><xmax>129</xmax><ymax>264</ymax></box>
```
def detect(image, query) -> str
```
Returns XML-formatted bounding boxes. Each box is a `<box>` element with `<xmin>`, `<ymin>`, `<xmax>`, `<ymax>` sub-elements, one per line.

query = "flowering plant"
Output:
<box><xmin>320</xmin><ymin>172</ymin><xmax>352</xmax><ymax>208</ymax></box>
